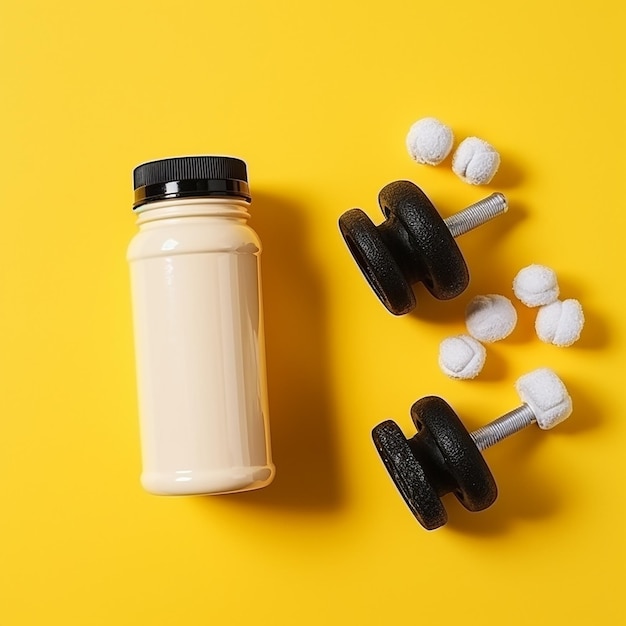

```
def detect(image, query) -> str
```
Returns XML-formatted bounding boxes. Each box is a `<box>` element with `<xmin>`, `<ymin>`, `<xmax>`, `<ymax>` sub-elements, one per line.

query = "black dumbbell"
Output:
<box><xmin>372</xmin><ymin>368</ymin><xmax>573</xmax><ymax>529</ymax></box>
<box><xmin>372</xmin><ymin>396</ymin><xmax>496</xmax><ymax>530</ymax></box>
<box><xmin>338</xmin><ymin>180</ymin><xmax>507</xmax><ymax>315</ymax></box>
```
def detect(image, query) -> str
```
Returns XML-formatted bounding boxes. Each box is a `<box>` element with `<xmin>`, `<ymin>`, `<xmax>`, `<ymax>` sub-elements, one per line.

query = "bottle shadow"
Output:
<box><xmin>197</xmin><ymin>190</ymin><xmax>344</xmax><ymax>515</ymax></box>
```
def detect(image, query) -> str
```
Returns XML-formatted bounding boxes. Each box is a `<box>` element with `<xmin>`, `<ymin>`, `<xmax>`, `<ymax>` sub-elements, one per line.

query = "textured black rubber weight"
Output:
<box><xmin>338</xmin><ymin>180</ymin><xmax>469</xmax><ymax>315</ymax></box>
<box><xmin>372</xmin><ymin>396</ymin><xmax>498</xmax><ymax>530</ymax></box>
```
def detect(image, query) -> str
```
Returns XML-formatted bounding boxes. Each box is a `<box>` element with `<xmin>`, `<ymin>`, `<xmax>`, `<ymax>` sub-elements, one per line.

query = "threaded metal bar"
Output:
<box><xmin>470</xmin><ymin>404</ymin><xmax>536</xmax><ymax>451</ymax></box>
<box><xmin>444</xmin><ymin>192</ymin><xmax>508</xmax><ymax>238</ymax></box>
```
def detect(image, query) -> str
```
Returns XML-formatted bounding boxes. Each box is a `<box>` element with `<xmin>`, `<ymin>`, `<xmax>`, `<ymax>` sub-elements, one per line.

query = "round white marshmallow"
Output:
<box><xmin>406</xmin><ymin>117</ymin><xmax>454</xmax><ymax>165</ymax></box>
<box><xmin>438</xmin><ymin>335</ymin><xmax>486</xmax><ymax>380</ymax></box>
<box><xmin>515</xmin><ymin>367</ymin><xmax>572</xmax><ymax>429</ymax></box>
<box><xmin>513</xmin><ymin>264</ymin><xmax>560</xmax><ymax>307</ymax></box>
<box><xmin>465</xmin><ymin>294</ymin><xmax>517</xmax><ymax>343</ymax></box>
<box><xmin>452</xmin><ymin>137</ymin><xmax>500</xmax><ymax>185</ymax></box>
<box><xmin>535</xmin><ymin>299</ymin><xmax>585</xmax><ymax>347</ymax></box>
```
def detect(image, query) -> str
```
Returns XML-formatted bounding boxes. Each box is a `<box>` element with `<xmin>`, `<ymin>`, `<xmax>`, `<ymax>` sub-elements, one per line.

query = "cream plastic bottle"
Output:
<box><xmin>128</xmin><ymin>156</ymin><xmax>275</xmax><ymax>495</ymax></box>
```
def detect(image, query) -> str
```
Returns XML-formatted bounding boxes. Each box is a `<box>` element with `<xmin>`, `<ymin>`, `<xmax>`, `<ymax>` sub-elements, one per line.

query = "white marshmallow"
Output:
<box><xmin>406</xmin><ymin>117</ymin><xmax>454</xmax><ymax>165</ymax></box>
<box><xmin>438</xmin><ymin>335</ymin><xmax>486</xmax><ymax>379</ymax></box>
<box><xmin>513</xmin><ymin>264</ymin><xmax>560</xmax><ymax>307</ymax></box>
<box><xmin>535</xmin><ymin>299</ymin><xmax>585</xmax><ymax>347</ymax></box>
<box><xmin>465</xmin><ymin>294</ymin><xmax>517</xmax><ymax>343</ymax></box>
<box><xmin>452</xmin><ymin>137</ymin><xmax>500</xmax><ymax>185</ymax></box>
<box><xmin>515</xmin><ymin>367</ymin><xmax>572</xmax><ymax>429</ymax></box>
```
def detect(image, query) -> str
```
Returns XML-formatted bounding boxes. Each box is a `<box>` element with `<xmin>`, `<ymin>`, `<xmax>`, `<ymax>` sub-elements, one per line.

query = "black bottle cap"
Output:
<box><xmin>132</xmin><ymin>155</ymin><xmax>251</xmax><ymax>209</ymax></box>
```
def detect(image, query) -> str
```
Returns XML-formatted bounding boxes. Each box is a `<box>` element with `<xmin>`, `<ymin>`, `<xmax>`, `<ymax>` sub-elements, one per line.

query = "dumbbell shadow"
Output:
<box><xmin>411</xmin><ymin>197</ymin><xmax>524</xmax><ymax>326</ymax></box>
<box><xmin>445</xmin><ymin>429</ymin><xmax>562</xmax><ymax>536</ymax></box>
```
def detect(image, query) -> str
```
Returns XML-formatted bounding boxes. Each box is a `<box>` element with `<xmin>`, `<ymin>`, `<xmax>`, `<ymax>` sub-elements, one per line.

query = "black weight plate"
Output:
<box><xmin>338</xmin><ymin>208</ymin><xmax>416</xmax><ymax>315</ymax></box>
<box><xmin>410</xmin><ymin>396</ymin><xmax>497</xmax><ymax>512</ymax></box>
<box><xmin>372</xmin><ymin>419</ymin><xmax>447</xmax><ymax>530</ymax></box>
<box><xmin>378</xmin><ymin>181</ymin><xmax>469</xmax><ymax>300</ymax></box>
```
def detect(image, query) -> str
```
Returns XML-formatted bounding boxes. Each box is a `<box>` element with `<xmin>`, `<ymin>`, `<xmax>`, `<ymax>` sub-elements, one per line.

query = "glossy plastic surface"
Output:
<box><xmin>127</xmin><ymin>198</ymin><xmax>275</xmax><ymax>495</ymax></box>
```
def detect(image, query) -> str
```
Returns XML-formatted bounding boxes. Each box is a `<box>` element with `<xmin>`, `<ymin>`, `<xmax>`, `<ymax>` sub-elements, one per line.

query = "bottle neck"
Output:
<box><xmin>134</xmin><ymin>197</ymin><xmax>251</xmax><ymax>226</ymax></box>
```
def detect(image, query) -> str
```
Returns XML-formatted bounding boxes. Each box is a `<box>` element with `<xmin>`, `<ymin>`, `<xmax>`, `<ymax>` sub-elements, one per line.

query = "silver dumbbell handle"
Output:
<box><xmin>444</xmin><ymin>193</ymin><xmax>508</xmax><ymax>238</ymax></box>
<box><xmin>470</xmin><ymin>404</ymin><xmax>536</xmax><ymax>451</ymax></box>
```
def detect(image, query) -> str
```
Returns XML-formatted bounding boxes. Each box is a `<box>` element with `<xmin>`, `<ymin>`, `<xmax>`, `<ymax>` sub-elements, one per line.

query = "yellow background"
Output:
<box><xmin>1</xmin><ymin>0</ymin><xmax>624</xmax><ymax>624</ymax></box>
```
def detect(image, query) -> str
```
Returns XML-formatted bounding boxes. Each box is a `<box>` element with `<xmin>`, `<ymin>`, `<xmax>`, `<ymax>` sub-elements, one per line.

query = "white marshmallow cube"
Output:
<box><xmin>513</xmin><ymin>264</ymin><xmax>560</xmax><ymax>307</ymax></box>
<box><xmin>452</xmin><ymin>137</ymin><xmax>500</xmax><ymax>185</ymax></box>
<box><xmin>465</xmin><ymin>294</ymin><xmax>517</xmax><ymax>343</ymax></box>
<box><xmin>438</xmin><ymin>335</ymin><xmax>486</xmax><ymax>380</ymax></box>
<box><xmin>406</xmin><ymin>117</ymin><xmax>454</xmax><ymax>165</ymax></box>
<box><xmin>515</xmin><ymin>367</ymin><xmax>572</xmax><ymax>429</ymax></box>
<box><xmin>535</xmin><ymin>299</ymin><xmax>585</xmax><ymax>347</ymax></box>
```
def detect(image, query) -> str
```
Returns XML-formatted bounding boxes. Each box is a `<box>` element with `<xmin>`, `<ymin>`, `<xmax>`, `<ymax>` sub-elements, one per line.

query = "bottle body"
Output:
<box><xmin>128</xmin><ymin>198</ymin><xmax>274</xmax><ymax>495</ymax></box>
